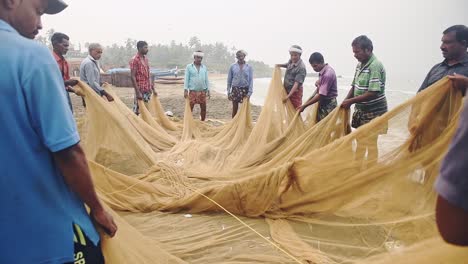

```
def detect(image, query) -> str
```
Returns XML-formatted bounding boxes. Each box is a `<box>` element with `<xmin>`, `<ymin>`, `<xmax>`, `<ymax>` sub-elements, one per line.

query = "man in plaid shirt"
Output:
<box><xmin>130</xmin><ymin>41</ymin><xmax>156</xmax><ymax>115</ymax></box>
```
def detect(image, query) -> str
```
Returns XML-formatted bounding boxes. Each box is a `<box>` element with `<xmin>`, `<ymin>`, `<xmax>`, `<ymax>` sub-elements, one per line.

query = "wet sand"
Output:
<box><xmin>70</xmin><ymin>79</ymin><xmax>262</xmax><ymax>122</ymax></box>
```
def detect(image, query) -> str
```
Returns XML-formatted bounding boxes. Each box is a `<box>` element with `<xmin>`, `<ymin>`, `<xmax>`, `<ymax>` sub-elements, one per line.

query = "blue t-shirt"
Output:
<box><xmin>435</xmin><ymin>102</ymin><xmax>468</xmax><ymax>211</ymax></box>
<box><xmin>0</xmin><ymin>20</ymin><xmax>99</xmax><ymax>263</ymax></box>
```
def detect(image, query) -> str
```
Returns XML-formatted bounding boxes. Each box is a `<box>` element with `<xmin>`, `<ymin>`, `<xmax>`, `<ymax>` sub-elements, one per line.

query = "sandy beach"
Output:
<box><xmin>70</xmin><ymin>75</ymin><xmax>262</xmax><ymax>122</ymax></box>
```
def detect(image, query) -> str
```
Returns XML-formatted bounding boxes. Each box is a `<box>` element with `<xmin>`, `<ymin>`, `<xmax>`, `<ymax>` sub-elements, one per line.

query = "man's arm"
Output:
<box><xmin>299</xmin><ymin>93</ymin><xmax>321</xmax><ymax>112</ymax></box>
<box><xmin>345</xmin><ymin>86</ymin><xmax>355</xmax><ymax>100</ymax></box>
<box><xmin>83</xmin><ymin>63</ymin><xmax>104</xmax><ymax>95</ymax></box>
<box><xmin>346</xmin><ymin>91</ymin><xmax>378</xmax><ymax>104</ymax></box>
<box><xmin>248</xmin><ymin>66</ymin><xmax>254</xmax><ymax>97</ymax></box>
<box><xmin>205</xmin><ymin>67</ymin><xmax>209</xmax><ymax>90</ymax></box>
<box><xmin>448</xmin><ymin>73</ymin><xmax>468</xmax><ymax>94</ymax></box>
<box><xmin>283</xmin><ymin>81</ymin><xmax>300</xmax><ymax>103</ymax></box>
<box><xmin>53</xmin><ymin>144</ymin><xmax>117</xmax><ymax>237</ymax></box>
<box><xmin>205</xmin><ymin>67</ymin><xmax>210</xmax><ymax>98</ymax></box>
<box><xmin>227</xmin><ymin>65</ymin><xmax>233</xmax><ymax>94</ymax></box>
<box><xmin>284</xmin><ymin>67</ymin><xmax>306</xmax><ymax>103</ymax></box>
<box><xmin>340</xmin><ymin>86</ymin><xmax>356</xmax><ymax>109</ymax></box>
<box><xmin>23</xmin><ymin>47</ymin><xmax>117</xmax><ymax>237</ymax></box>
<box><xmin>130</xmin><ymin>66</ymin><xmax>142</xmax><ymax>100</ymax></box>
<box><xmin>82</xmin><ymin>63</ymin><xmax>113</xmax><ymax>101</ymax></box>
<box><xmin>341</xmin><ymin>90</ymin><xmax>378</xmax><ymax>109</ymax></box>
<box><xmin>184</xmin><ymin>66</ymin><xmax>190</xmax><ymax>98</ymax></box>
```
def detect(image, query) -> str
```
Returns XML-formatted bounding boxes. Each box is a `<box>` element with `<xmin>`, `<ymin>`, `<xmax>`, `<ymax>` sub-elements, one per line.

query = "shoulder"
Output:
<box><xmin>80</xmin><ymin>57</ymin><xmax>92</xmax><ymax>66</ymax></box>
<box><xmin>324</xmin><ymin>65</ymin><xmax>336</xmax><ymax>77</ymax></box>
<box><xmin>19</xmin><ymin>41</ymin><xmax>60</xmax><ymax>80</ymax></box>
<box><xmin>370</xmin><ymin>57</ymin><xmax>385</xmax><ymax>71</ymax></box>
<box><xmin>51</xmin><ymin>51</ymin><xmax>61</xmax><ymax>62</ymax></box>
<box><xmin>23</xmin><ymin>41</ymin><xmax>56</xmax><ymax>67</ymax></box>
<box><xmin>130</xmin><ymin>55</ymin><xmax>139</xmax><ymax>63</ymax></box>
<box><xmin>428</xmin><ymin>62</ymin><xmax>444</xmax><ymax>73</ymax></box>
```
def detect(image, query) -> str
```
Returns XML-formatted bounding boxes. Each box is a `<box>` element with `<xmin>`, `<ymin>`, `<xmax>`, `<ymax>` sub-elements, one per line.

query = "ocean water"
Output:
<box><xmin>212</xmin><ymin>76</ymin><xmax>417</xmax><ymax>110</ymax></box>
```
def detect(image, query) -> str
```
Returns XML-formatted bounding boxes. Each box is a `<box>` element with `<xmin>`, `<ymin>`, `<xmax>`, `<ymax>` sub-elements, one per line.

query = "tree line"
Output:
<box><xmin>36</xmin><ymin>32</ymin><xmax>273</xmax><ymax>77</ymax></box>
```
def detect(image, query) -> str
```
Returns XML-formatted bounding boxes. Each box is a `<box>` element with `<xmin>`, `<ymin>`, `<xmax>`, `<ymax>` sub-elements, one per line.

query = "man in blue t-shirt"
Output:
<box><xmin>0</xmin><ymin>0</ymin><xmax>117</xmax><ymax>263</ymax></box>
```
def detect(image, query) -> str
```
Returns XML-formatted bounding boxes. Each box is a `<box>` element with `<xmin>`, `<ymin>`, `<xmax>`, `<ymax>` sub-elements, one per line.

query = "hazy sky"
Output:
<box><xmin>42</xmin><ymin>0</ymin><xmax>468</xmax><ymax>91</ymax></box>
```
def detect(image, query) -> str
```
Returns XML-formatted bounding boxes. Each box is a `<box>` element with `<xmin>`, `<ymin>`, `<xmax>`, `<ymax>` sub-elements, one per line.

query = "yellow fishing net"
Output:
<box><xmin>74</xmin><ymin>67</ymin><xmax>468</xmax><ymax>263</ymax></box>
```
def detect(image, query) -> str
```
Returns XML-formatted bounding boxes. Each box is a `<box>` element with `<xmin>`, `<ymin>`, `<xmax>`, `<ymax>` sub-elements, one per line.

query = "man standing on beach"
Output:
<box><xmin>130</xmin><ymin>40</ymin><xmax>155</xmax><ymax>115</ymax></box>
<box><xmin>341</xmin><ymin>35</ymin><xmax>388</xmax><ymax>162</ymax></box>
<box><xmin>52</xmin><ymin>32</ymin><xmax>79</xmax><ymax>112</ymax></box>
<box><xmin>80</xmin><ymin>43</ymin><xmax>114</xmax><ymax>102</ymax></box>
<box><xmin>227</xmin><ymin>50</ymin><xmax>253</xmax><ymax>118</ymax></box>
<box><xmin>418</xmin><ymin>25</ymin><xmax>468</xmax><ymax>93</ymax></box>
<box><xmin>0</xmin><ymin>0</ymin><xmax>117</xmax><ymax>263</ymax></box>
<box><xmin>298</xmin><ymin>52</ymin><xmax>338</xmax><ymax>122</ymax></box>
<box><xmin>184</xmin><ymin>50</ymin><xmax>210</xmax><ymax>121</ymax></box>
<box><xmin>277</xmin><ymin>45</ymin><xmax>307</xmax><ymax>109</ymax></box>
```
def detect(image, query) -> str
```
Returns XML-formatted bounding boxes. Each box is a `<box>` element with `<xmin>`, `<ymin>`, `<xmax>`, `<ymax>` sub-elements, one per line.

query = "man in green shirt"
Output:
<box><xmin>342</xmin><ymin>35</ymin><xmax>388</xmax><ymax>163</ymax></box>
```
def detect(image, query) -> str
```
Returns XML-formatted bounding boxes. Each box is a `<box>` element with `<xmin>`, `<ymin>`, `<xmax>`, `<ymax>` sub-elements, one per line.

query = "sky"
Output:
<box><xmin>41</xmin><ymin>0</ymin><xmax>468</xmax><ymax>91</ymax></box>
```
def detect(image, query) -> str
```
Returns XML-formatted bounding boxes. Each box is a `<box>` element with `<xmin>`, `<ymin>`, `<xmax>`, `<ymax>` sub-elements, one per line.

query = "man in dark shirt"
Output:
<box><xmin>418</xmin><ymin>25</ymin><xmax>468</xmax><ymax>93</ymax></box>
<box><xmin>276</xmin><ymin>45</ymin><xmax>307</xmax><ymax>109</ymax></box>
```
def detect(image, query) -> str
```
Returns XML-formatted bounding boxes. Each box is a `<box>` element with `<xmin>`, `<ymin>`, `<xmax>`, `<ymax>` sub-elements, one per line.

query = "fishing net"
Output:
<box><xmin>73</xmin><ymin>67</ymin><xmax>467</xmax><ymax>263</ymax></box>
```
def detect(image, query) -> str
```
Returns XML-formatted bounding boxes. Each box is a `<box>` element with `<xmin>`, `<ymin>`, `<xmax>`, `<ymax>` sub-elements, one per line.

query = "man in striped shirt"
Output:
<box><xmin>342</xmin><ymin>35</ymin><xmax>388</xmax><ymax>163</ymax></box>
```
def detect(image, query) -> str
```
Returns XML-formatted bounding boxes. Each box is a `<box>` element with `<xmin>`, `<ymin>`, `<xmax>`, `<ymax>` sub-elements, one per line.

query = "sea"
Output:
<box><xmin>211</xmin><ymin>75</ymin><xmax>419</xmax><ymax>110</ymax></box>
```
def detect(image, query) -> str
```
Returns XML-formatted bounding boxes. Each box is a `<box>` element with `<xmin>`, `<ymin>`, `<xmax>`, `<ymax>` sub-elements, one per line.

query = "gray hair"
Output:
<box><xmin>236</xmin><ymin>50</ymin><xmax>248</xmax><ymax>56</ymax></box>
<box><xmin>352</xmin><ymin>35</ymin><xmax>373</xmax><ymax>51</ymax></box>
<box><xmin>88</xmin><ymin>43</ymin><xmax>102</xmax><ymax>53</ymax></box>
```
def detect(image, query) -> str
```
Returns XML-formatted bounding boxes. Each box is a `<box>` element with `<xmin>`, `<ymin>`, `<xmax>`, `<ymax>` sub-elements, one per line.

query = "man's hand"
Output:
<box><xmin>137</xmin><ymin>91</ymin><xmax>143</xmax><ymax>100</ymax></box>
<box><xmin>282</xmin><ymin>97</ymin><xmax>289</xmax><ymax>104</ymax></box>
<box><xmin>152</xmin><ymin>84</ymin><xmax>158</xmax><ymax>96</ymax></box>
<box><xmin>52</xmin><ymin>144</ymin><xmax>118</xmax><ymax>240</ymax></box>
<box><xmin>448</xmin><ymin>73</ymin><xmax>468</xmax><ymax>92</ymax></box>
<box><xmin>297</xmin><ymin>105</ymin><xmax>305</xmax><ymax>112</ymax></box>
<box><xmin>101</xmin><ymin>91</ymin><xmax>114</xmax><ymax>102</ymax></box>
<box><xmin>315</xmin><ymin>80</ymin><xmax>320</xmax><ymax>88</ymax></box>
<box><xmin>91</xmin><ymin>208</ymin><xmax>117</xmax><ymax>237</ymax></box>
<box><xmin>341</xmin><ymin>99</ymin><xmax>353</xmax><ymax>109</ymax></box>
<box><xmin>184</xmin><ymin>90</ymin><xmax>188</xmax><ymax>99</ymax></box>
<box><xmin>66</xmin><ymin>86</ymin><xmax>76</xmax><ymax>94</ymax></box>
<box><xmin>207</xmin><ymin>90</ymin><xmax>211</xmax><ymax>99</ymax></box>
<box><xmin>104</xmin><ymin>93</ymin><xmax>114</xmax><ymax>102</ymax></box>
<box><xmin>65</xmin><ymin>79</ymin><xmax>79</xmax><ymax>87</ymax></box>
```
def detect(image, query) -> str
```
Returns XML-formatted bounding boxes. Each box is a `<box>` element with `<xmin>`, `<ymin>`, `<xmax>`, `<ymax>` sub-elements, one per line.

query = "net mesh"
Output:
<box><xmin>72</xmin><ymin>67</ymin><xmax>467</xmax><ymax>263</ymax></box>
